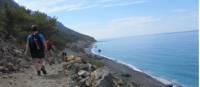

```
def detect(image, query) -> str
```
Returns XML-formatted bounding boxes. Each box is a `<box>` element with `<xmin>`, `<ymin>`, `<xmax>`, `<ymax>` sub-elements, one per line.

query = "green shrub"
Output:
<box><xmin>86</xmin><ymin>58</ymin><xmax>105</xmax><ymax>68</ymax></box>
<box><xmin>0</xmin><ymin>4</ymin><xmax>89</xmax><ymax>50</ymax></box>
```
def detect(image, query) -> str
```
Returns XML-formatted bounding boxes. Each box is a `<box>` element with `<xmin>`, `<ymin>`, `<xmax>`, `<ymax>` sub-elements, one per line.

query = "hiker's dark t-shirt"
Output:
<box><xmin>27</xmin><ymin>33</ymin><xmax>45</xmax><ymax>58</ymax></box>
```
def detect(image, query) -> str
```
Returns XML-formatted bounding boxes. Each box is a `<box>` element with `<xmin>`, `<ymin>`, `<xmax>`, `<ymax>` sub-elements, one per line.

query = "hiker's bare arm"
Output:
<box><xmin>43</xmin><ymin>40</ymin><xmax>47</xmax><ymax>52</ymax></box>
<box><xmin>24</xmin><ymin>41</ymin><xmax>29</xmax><ymax>55</ymax></box>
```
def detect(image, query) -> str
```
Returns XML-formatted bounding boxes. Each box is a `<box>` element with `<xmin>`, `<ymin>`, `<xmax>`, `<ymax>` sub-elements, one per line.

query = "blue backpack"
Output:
<box><xmin>28</xmin><ymin>32</ymin><xmax>45</xmax><ymax>52</ymax></box>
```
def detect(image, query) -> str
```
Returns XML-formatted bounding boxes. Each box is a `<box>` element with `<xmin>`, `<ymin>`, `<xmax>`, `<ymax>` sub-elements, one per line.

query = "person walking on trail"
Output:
<box><xmin>62</xmin><ymin>48</ymin><xmax>67</xmax><ymax>57</ymax></box>
<box><xmin>46</xmin><ymin>39</ymin><xmax>55</xmax><ymax>65</ymax></box>
<box><xmin>24</xmin><ymin>25</ymin><xmax>48</xmax><ymax>76</ymax></box>
<box><xmin>46</xmin><ymin>39</ymin><xmax>54</xmax><ymax>56</ymax></box>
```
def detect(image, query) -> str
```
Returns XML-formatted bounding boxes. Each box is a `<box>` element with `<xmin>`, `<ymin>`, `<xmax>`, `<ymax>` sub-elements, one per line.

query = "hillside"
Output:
<box><xmin>0</xmin><ymin>0</ymin><xmax>19</xmax><ymax>7</ymax></box>
<box><xmin>0</xmin><ymin>0</ymin><xmax>96</xmax><ymax>74</ymax></box>
<box><xmin>0</xmin><ymin>0</ymin><xmax>95</xmax><ymax>50</ymax></box>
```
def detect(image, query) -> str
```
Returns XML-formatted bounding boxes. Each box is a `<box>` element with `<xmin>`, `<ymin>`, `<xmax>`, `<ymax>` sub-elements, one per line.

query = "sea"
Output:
<box><xmin>92</xmin><ymin>31</ymin><xmax>198</xmax><ymax>87</ymax></box>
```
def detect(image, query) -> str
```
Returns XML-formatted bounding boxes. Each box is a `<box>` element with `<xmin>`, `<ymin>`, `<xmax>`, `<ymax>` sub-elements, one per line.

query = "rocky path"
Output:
<box><xmin>0</xmin><ymin>63</ymin><xmax>74</xmax><ymax>87</ymax></box>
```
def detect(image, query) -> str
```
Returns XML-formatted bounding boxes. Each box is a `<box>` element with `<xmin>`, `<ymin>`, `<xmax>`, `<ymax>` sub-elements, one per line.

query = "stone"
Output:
<box><xmin>64</xmin><ymin>62</ymin><xmax>91</xmax><ymax>73</ymax></box>
<box><xmin>121</xmin><ymin>73</ymin><xmax>131</xmax><ymax>77</ymax></box>
<box><xmin>0</xmin><ymin>66</ymin><xmax>4</xmax><ymax>70</ymax></box>
<box><xmin>65</xmin><ymin>55</ymin><xmax>82</xmax><ymax>62</ymax></box>
<box><xmin>86</xmin><ymin>67</ymin><xmax>114</xmax><ymax>87</ymax></box>
<box><xmin>78</xmin><ymin>63</ymin><xmax>90</xmax><ymax>71</ymax></box>
<box><xmin>13</xmin><ymin>49</ymin><xmax>22</xmax><ymax>54</ymax></box>
<box><xmin>2</xmin><ymin>75</ymin><xmax>9</xmax><ymax>79</ymax></box>
<box><xmin>9</xmin><ymin>81</ymin><xmax>13</xmax><ymax>85</ymax></box>
<box><xmin>78</xmin><ymin>70</ymin><xmax>89</xmax><ymax>78</ymax></box>
<box><xmin>6</xmin><ymin>62</ymin><xmax>15</xmax><ymax>72</ymax></box>
<box><xmin>19</xmin><ymin>59</ymin><xmax>30</xmax><ymax>68</ymax></box>
<box><xmin>166</xmin><ymin>84</ymin><xmax>173</xmax><ymax>87</ymax></box>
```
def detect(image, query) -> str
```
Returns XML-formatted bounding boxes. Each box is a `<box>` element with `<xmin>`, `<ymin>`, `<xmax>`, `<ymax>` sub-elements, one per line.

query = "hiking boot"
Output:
<box><xmin>41</xmin><ymin>65</ymin><xmax>47</xmax><ymax>75</ymax></box>
<box><xmin>37</xmin><ymin>70</ymin><xmax>41</xmax><ymax>76</ymax></box>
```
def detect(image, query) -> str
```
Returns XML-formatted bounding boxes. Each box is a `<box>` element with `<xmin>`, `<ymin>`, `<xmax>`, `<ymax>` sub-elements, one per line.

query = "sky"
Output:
<box><xmin>14</xmin><ymin>0</ymin><xmax>198</xmax><ymax>40</ymax></box>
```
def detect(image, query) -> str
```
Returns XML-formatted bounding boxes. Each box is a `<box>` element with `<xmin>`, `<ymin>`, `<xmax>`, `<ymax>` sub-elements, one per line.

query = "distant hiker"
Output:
<box><xmin>62</xmin><ymin>52</ymin><xmax>67</xmax><ymax>57</ymax></box>
<box><xmin>46</xmin><ymin>39</ymin><xmax>55</xmax><ymax>65</ymax></box>
<box><xmin>62</xmin><ymin>48</ymin><xmax>67</xmax><ymax>57</ymax></box>
<box><xmin>46</xmin><ymin>39</ymin><xmax>54</xmax><ymax>56</ymax></box>
<box><xmin>24</xmin><ymin>25</ymin><xmax>48</xmax><ymax>76</ymax></box>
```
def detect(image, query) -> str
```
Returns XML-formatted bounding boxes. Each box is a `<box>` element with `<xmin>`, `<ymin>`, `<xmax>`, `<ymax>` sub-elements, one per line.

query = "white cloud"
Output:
<box><xmin>73</xmin><ymin>11</ymin><xmax>198</xmax><ymax>39</ymax></box>
<box><xmin>101</xmin><ymin>0</ymin><xmax>148</xmax><ymax>7</ymax></box>
<box><xmin>109</xmin><ymin>16</ymin><xmax>157</xmax><ymax>30</ymax></box>
<box><xmin>172</xmin><ymin>9</ymin><xmax>188</xmax><ymax>13</ymax></box>
<box><xmin>72</xmin><ymin>16</ymin><xmax>158</xmax><ymax>39</ymax></box>
<box><xmin>15</xmin><ymin>0</ymin><xmax>148</xmax><ymax>13</ymax></box>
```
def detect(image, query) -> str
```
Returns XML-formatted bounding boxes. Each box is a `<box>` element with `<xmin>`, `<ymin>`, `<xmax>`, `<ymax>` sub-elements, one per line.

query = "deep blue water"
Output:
<box><xmin>93</xmin><ymin>31</ymin><xmax>198</xmax><ymax>87</ymax></box>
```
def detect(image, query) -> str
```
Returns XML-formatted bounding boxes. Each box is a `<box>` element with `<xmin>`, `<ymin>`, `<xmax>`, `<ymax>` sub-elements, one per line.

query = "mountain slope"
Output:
<box><xmin>0</xmin><ymin>0</ymin><xmax>96</xmax><ymax>73</ymax></box>
<box><xmin>0</xmin><ymin>0</ymin><xmax>95</xmax><ymax>49</ymax></box>
<box><xmin>0</xmin><ymin>0</ymin><xmax>19</xmax><ymax>8</ymax></box>
<box><xmin>56</xmin><ymin>22</ymin><xmax>95</xmax><ymax>42</ymax></box>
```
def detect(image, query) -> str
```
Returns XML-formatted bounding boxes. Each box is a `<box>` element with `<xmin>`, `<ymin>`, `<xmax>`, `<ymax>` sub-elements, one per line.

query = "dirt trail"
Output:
<box><xmin>0</xmin><ymin>63</ymin><xmax>73</xmax><ymax>87</ymax></box>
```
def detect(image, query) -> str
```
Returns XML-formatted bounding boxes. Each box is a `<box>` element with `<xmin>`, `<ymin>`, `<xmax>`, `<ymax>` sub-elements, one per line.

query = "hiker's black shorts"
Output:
<box><xmin>30</xmin><ymin>50</ymin><xmax>45</xmax><ymax>59</ymax></box>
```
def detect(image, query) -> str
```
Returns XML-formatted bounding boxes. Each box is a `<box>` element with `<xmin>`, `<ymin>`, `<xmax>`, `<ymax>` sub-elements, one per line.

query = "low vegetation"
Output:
<box><xmin>86</xmin><ymin>58</ymin><xmax>105</xmax><ymax>68</ymax></box>
<box><xmin>0</xmin><ymin>2</ymin><xmax>94</xmax><ymax>50</ymax></box>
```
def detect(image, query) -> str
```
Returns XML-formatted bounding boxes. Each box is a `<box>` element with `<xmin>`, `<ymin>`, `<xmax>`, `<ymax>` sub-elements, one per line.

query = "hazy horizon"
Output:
<box><xmin>15</xmin><ymin>0</ymin><xmax>198</xmax><ymax>40</ymax></box>
<box><xmin>98</xmin><ymin>30</ymin><xmax>198</xmax><ymax>41</ymax></box>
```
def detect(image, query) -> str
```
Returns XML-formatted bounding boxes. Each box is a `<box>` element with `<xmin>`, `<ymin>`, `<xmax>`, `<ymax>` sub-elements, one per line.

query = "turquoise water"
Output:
<box><xmin>93</xmin><ymin>31</ymin><xmax>198</xmax><ymax>87</ymax></box>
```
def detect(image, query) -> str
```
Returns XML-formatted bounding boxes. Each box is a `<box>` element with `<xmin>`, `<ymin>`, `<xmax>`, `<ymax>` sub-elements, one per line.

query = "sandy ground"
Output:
<box><xmin>0</xmin><ymin>63</ymin><xmax>74</xmax><ymax>87</ymax></box>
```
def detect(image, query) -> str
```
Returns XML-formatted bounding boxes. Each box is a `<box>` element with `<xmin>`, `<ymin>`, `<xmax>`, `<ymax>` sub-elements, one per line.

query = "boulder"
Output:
<box><xmin>86</xmin><ymin>67</ymin><xmax>114</xmax><ymax>87</ymax></box>
<box><xmin>0</xmin><ymin>66</ymin><xmax>5</xmax><ymax>72</ymax></box>
<box><xmin>64</xmin><ymin>61</ymin><xmax>92</xmax><ymax>73</ymax></box>
<box><xmin>18</xmin><ymin>59</ymin><xmax>30</xmax><ymax>68</ymax></box>
<box><xmin>78</xmin><ymin>70</ymin><xmax>89</xmax><ymax>78</ymax></box>
<box><xmin>6</xmin><ymin>62</ymin><xmax>16</xmax><ymax>72</ymax></box>
<box><xmin>65</xmin><ymin>55</ymin><xmax>82</xmax><ymax>62</ymax></box>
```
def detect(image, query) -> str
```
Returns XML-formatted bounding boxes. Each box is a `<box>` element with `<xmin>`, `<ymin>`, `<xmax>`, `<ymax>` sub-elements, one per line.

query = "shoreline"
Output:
<box><xmin>85</xmin><ymin>42</ymin><xmax>180</xmax><ymax>87</ymax></box>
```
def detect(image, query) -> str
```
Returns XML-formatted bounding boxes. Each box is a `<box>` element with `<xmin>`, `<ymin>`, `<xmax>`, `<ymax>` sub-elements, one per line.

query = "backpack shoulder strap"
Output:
<box><xmin>37</xmin><ymin>33</ymin><xmax>45</xmax><ymax>41</ymax></box>
<box><xmin>27</xmin><ymin>34</ymin><xmax>33</xmax><ymax>42</ymax></box>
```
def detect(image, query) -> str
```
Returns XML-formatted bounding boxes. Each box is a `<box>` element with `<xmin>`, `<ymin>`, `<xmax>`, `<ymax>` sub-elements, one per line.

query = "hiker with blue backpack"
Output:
<box><xmin>24</xmin><ymin>25</ymin><xmax>48</xmax><ymax>76</ymax></box>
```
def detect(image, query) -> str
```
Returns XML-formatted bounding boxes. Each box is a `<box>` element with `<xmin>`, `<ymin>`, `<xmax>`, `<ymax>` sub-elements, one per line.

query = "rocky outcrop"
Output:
<box><xmin>0</xmin><ymin>35</ymin><xmax>59</xmax><ymax>74</ymax></box>
<box><xmin>85</xmin><ymin>67</ymin><xmax>114</xmax><ymax>87</ymax></box>
<box><xmin>0</xmin><ymin>40</ymin><xmax>31</xmax><ymax>74</ymax></box>
<box><xmin>62</xmin><ymin>56</ymin><xmax>130</xmax><ymax>87</ymax></box>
